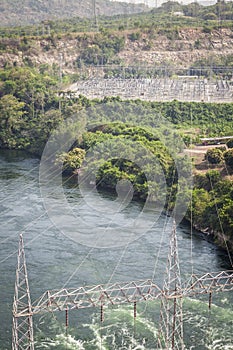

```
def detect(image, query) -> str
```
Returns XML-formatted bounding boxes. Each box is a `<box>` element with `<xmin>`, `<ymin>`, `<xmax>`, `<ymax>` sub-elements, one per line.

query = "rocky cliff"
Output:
<box><xmin>0</xmin><ymin>28</ymin><xmax>232</xmax><ymax>72</ymax></box>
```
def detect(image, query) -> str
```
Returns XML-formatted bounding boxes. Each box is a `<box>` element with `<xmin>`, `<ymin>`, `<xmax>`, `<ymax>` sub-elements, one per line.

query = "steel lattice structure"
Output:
<box><xmin>66</xmin><ymin>77</ymin><xmax>233</xmax><ymax>103</ymax></box>
<box><xmin>12</xmin><ymin>233</ymin><xmax>233</xmax><ymax>350</ymax></box>
<box><xmin>12</xmin><ymin>234</ymin><xmax>34</xmax><ymax>350</ymax></box>
<box><xmin>158</xmin><ymin>222</ymin><xmax>184</xmax><ymax>350</ymax></box>
<box><xmin>19</xmin><ymin>270</ymin><xmax>231</xmax><ymax>316</ymax></box>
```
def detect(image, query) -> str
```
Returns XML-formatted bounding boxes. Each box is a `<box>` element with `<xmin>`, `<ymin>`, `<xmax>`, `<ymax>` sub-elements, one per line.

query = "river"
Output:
<box><xmin>0</xmin><ymin>150</ymin><xmax>232</xmax><ymax>350</ymax></box>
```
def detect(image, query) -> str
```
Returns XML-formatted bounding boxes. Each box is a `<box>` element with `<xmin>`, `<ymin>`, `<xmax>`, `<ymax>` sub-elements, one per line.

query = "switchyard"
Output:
<box><xmin>66</xmin><ymin>77</ymin><xmax>233</xmax><ymax>103</ymax></box>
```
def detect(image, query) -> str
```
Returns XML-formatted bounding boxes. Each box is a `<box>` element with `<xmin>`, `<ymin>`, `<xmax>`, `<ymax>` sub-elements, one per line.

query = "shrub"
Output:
<box><xmin>202</xmin><ymin>26</ymin><xmax>212</xmax><ymax>33</ymax></box>
<box><xmin>206</xmin><ymin>170</ymin><xmax>221</xmax><ymax>184</ymax></box>
<box><xmin>226</xmin><ymin>139</ymin><xmax>233</xmax><ymax>149</ymax></box>
<box><xmin>216</xmin><ymin>146</ymin><xmax>227</xmax><ymax>152</ymax></box>
<box><xmin>194</xmin><ymin>39</ymin><xmax>201</xmax><ymax>49</ymax></box>
<box><xmin>203</xmin><ymin>13</ymin><xmax>217</xmax><ymax>21</ymax></box>
<box><xmin>128</xmin><ymin>32</ymin><xmax>140</xmax><ymax>42</ymax></box>
<box><xmin>224</xmin><ymin>149</ymin><xmax>233</xmax><ymax>169</ymax></box>
<box><xmin>205</xmin><ymin>148</ymin><xmax>223</xmax><ymax>164</ymax></box>
<box><xmin>55</xmin><ymin>147</ymin><xmax>86</xmax><ymax>174</ymax></box>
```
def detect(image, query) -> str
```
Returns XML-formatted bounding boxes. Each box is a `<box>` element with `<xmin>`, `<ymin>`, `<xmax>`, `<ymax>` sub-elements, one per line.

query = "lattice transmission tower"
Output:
<box><xmin>12</xmin><ymin>230</ymin><xmax>233</xmax><ymax>349</ymax></box>
<box><xmin>12</xmin><ymin>234</ymin><xmax>34</xmax><ymax>350</ymax></box>
<box><xmin>93</xmin><ymin>0</ymin><xmax>99</xmax><ymax>31</ymax></box>
<box><xmin>158</xmin><ymin>221</ymin><xmax>184</xmax><ymax>349</ymax></box>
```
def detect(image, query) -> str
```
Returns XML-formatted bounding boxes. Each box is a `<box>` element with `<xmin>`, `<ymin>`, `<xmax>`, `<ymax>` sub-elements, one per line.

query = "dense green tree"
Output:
<box><xmin>55</xmin><ymin>147</ymin><xmax>86</xmax><ymax>174</ymax></box>
<box><xmin>0</xmin><ymin>94</ymin><xmax>25</xmax><ymax>148</ymax></box>
<box><xmin>205</xmin><ymin>148</ymin><xmax>223</xmax><ymax>164</ymax></box>
<box><xmin>224</xmin><ymin>149</ymin><xmax>233</xmax><ymax>169</ymax></box>
<box><xmin>226</xmin><ymin>139</ymin><xmax>233</xmax><ymax>149</ymax></box>
<box><xmin>187</xmin><ymin>169</ymin><xmax>233</xmax><ymax>251</ymax></box>
<box><xmin>188</xmin><ymin>188</ymin><xmax>212</xmax><ymax>227</ymax></box>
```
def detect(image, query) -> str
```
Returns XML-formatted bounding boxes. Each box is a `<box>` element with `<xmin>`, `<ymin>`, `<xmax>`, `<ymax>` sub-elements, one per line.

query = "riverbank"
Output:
<box><xmin>184</xmin><ymin>218</ymin><xmax>233</xmax><ymax>255</ymax></box>
<box><xmin>69</xmin><ymin>163</ymin><xmax>233</xmax><ymax>254</ymax></box>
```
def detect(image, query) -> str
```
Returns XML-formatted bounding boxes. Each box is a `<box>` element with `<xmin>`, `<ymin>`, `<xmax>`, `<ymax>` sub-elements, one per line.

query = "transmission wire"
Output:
<box><xmin>140</xmin><ymin>160</ymin><xmax>178</xmax><ymax>318</ymax></box>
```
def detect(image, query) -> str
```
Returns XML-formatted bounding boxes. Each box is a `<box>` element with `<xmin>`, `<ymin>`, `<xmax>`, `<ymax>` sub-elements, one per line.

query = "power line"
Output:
<box><xmin>12</xmin><ymin>232</ymin><xmax>233</xmax><ymax>349</ymax></box>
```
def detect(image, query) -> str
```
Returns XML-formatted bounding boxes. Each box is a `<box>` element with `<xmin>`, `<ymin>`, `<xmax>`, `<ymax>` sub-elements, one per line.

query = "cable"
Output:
<box><xmin>0</xmin><ymin>222</ymin><xmax>54</xmax><ymax>264</ymax></box>
<box><xmin>189</xmin><ymin>105</ymin><xmax>194</xmax><ymax>276</ymax></box>
<box><xmin>0</xmin><ymin>164</ymin><xmax>77</xmax><ymax>246</ymax></box>
<box><xmin>61</xmin><ymin>151</ymin><xmax>175</xmax><ymax>303</ymax></box>
<box><xmin>61</xmin><ymin>179</ymin><xmax>134</xmax><ymax>288</ymax></box>
<box><xmin>0</xmin><ymin>159</ymin><xmax>40</xmax><ymax>206</ymax></box>
<box><xmin>140</xmin><ymin>163</ymin><xmax>177</xmax><ymax>317</ymax></box>
<box><xmin>0</xmin><ymin>108</ymin><xmax>88</xmax><ymax>214</ymax></box>
<box><xmin>105</xmin><ymin>186</ymin><xmax>138</xmax><ymax>286</ymax></box>
<box><xmin>0</xmin><ymin>145</ymin><xmax>100</xmax><ymax>246</ymax></box>
<box><xmin>1</xmin><ymin>138</ymin><xmax>137</xmax><ymax>270</ymax></box>
<box><xmin>0</xmin><ymin>140</ymin><xmax>70</xmax><ymax>228</ymax></box>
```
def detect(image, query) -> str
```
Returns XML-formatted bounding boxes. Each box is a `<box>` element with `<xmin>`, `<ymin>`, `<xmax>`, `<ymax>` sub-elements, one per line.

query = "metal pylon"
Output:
<box><xmin>158</xmin><ymin>221</ymin><xmax>185</xmax><ymax>350</ymax></box>
<box><xmin>93</xmin><ymin>0</ymin><xmax>99</xmax><ymax>31</ymax></box>
<box><xmin>12</xmin><ymin>234</ymin><xmax>34</xmax><ymax>350</ymax></box>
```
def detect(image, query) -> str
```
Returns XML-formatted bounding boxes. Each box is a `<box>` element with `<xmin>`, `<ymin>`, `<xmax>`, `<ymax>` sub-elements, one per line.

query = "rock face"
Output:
<box><xmin>0</xmin><ymin>0</ymin><xmax>146</xmax><ymax>27</ymax></box>
<box><xmin>119</xmin><ymin>28</ymin><xmax>233</xmax><ymax>68</ymax></box>
<box><xmin>0</xmin><ymin>28</ymin><xmax>232</xmax><ymax>72</ymax></box>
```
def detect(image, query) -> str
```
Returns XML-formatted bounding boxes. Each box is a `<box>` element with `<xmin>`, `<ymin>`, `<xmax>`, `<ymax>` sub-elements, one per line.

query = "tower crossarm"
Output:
<box><xmin>31</xmin><ymin>279</ymin><xmax>162</xmax><ymax>316</ymax></box>
<box><xmin>15</xmin><ymin>270</ymin><xmax>233</xmax><ymax>317</ymax></box>
<box><xmin>183</xmin><ymin>270</ymin><xmax>233</xmax><ymax>297</ymax></box>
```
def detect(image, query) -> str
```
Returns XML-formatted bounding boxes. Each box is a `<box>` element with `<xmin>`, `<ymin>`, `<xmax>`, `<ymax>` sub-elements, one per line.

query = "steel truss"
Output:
<box><xmin>12</xmin><ymin>234</ymin><xmax>34</xmax><ymax>350</ymax></box>
<box><xmin>158</xmin><ymin>223</ymin><xmax>184</xmax><ymax>350</ymax></box>
<box><xmin>12</xmin><ymin>233</ymin><xmax>233</xmax><ymax>350</ymax></box>
<box><xmin>23</xmin><ymin>270</ymin><xmax>233</xmax><ymax>316</ymax></box>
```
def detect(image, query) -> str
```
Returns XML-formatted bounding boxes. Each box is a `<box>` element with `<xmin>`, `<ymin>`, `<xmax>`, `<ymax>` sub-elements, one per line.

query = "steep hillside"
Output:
<box><xmin>0</xmin><ymin>0</ymin><xmax>147</xmax><ymax>27</ymax></box>
<box><xmin>119</xmin><ymin>27</ymin><xmax>233</xmax><ymax>68</ymax></box>
<box><xmin>0</xmin><ymin>27</ymin><xmax>232</xmax><ymax>73</ymax></box>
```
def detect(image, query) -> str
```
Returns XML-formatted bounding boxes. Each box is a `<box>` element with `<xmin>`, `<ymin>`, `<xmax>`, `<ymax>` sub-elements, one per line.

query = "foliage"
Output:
<box><xmin>77</xmin><ymin>32</ymin><xmax>125</xmax><ymax>66</ymax></box>
<box><xmin>205</xmin><ymin>148</ymin><xmax>223</xmax><ymax>164</ymax></box>
<box><xmin>0</xmin><ymin>94</ymin><xmax>25</xmax><ymax>148</ymax></box>
<box><xmin>58</xmin><ymin>116</ymin><xmax>233</xmax><ymax>253</ymax></box>
<box><xmin>0</xmin><ymin>73</ymin><xmax>233</xmax><ymax>155</ymax></box>
<box><xmin>0</xmin><ymin>1</ymin><xmax>232</xmax><ymax>253</ymax></box>
<box><xmin>128</xmin><ymin>32</ymin><xmax>141</xmax><ymax>42</ymax></box>
<box><xmin>0</xmin><ymin>1</ymin><xmax>232</xmax><ymax>40</ymax></box>
<box><xmin>55</xmin><ymin>147</ymin><xmax>86</xmax><ymax>174</ymax></box>
<box><xmin>203</xmin><ymin>12</ymin><xmax>218</xmax><ymax>21</ymax></box>
<box><xmin>0</xmin><ymin>66</ymin><xmax>58</xmax><ymax>112</ymax></box>
<box><xmin>190</xmin><ymin>54</ymin><xmax>233</xmax><ymax>78</ymax></box>
<box><xmin>63</xmin><ymin>122</ymin><xmax>175</xmax><ymax>203</ymax></box>
<box><xmin>187</xmin><ymin>172</ymin><xmax>233</xmax><ymax>250</ymax></box>
<box><xmin>224</xmin><ymin>149</ymin><xmax>233</xmax><ymax>169</ymax></box>
<box><xmin>226</xmin><ymin>139</ymin><xmax>233</xmax><ymax>149</ymax></box>
<box><xmin>0</xmin><ymin>66</ymin><xmax>65</xmax><ymax>153</ymax></box>
<box><xmin>0</xmin><ymin>0</ymin><xmax>146</xmax><ymax>27</ymax></box>
<box><xmin>0</xmin><ymin>2</ymin><xmax>232</xmax><ymax>80</ymax></box>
